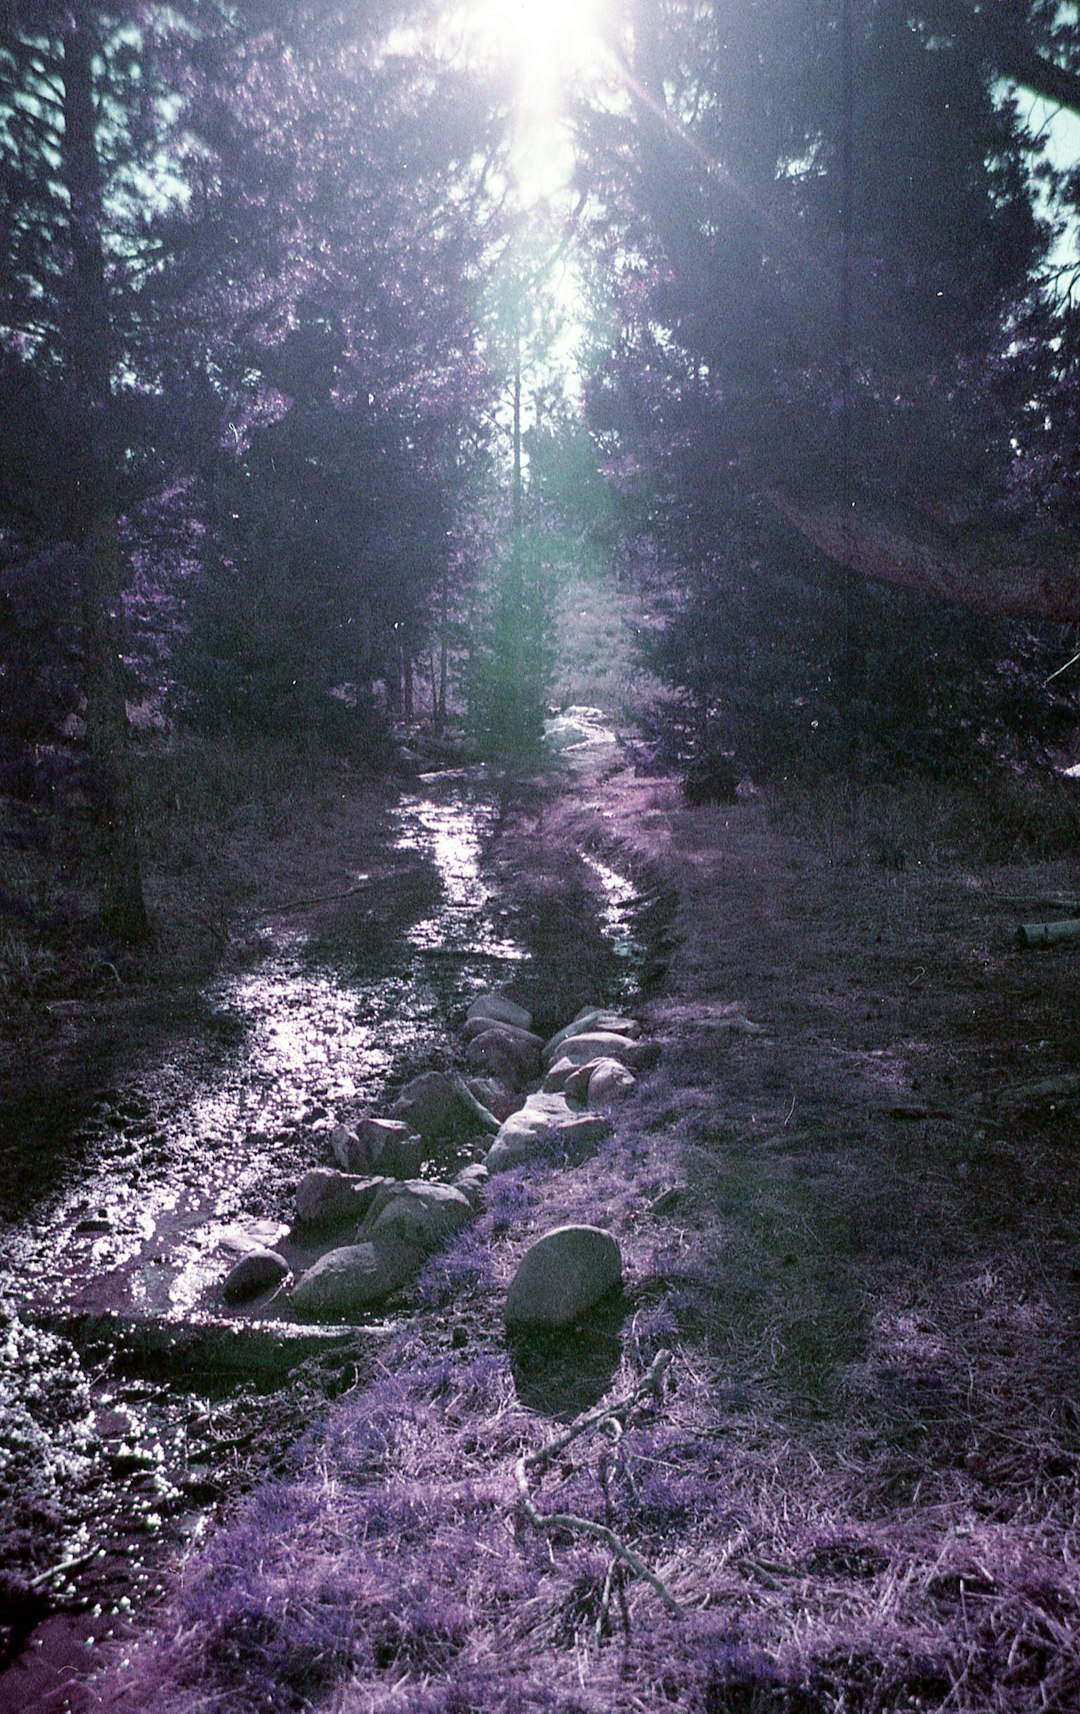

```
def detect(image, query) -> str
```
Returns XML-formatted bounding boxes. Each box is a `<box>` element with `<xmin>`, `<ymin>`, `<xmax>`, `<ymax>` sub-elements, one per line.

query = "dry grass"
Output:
<box><xmin>87</xmin><ymin>760</ymin><xmax>1080</xmax><ymax>1714</ymax></box>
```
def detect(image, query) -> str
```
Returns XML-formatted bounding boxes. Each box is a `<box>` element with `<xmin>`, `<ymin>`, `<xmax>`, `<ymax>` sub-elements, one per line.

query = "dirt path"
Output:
<box><xmin>15</xmin><ymin>741</ymin><xmax>1080</xmax><ymax>1714</ymax></box>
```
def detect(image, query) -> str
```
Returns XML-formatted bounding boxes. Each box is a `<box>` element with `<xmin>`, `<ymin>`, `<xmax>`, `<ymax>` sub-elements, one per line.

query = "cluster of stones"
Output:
<box><xmin>222</xmin><ymin>993</ymin><xmax>656</xmax><ymax>1330</ymax></box>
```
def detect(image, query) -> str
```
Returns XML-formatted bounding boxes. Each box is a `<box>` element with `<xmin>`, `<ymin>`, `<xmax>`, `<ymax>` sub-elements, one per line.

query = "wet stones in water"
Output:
<box><xmin>294</xmin><ymin>1168</ymin><xmax>388</xmax><ymax>1229</ymax></box>
<box><xmin>222</xmin><ymin>1248</ymin><xmax>290</xmax><ymax>1303</ymax></box>
<box><xmin>389</xmin><ymin>1071</ymin><xmax>479</xmax><ymax>1144</ymax></box>
<box><xmin>331</xmin><ymin>1119</ymin><xmax>423</xmax><ymax>1179</ymax></box>
<box><xmin>563</xmin><ymin>1057</ymin><xmax>637</xmax><ymax>1108</ymax></box>
<box><xmin>504</xmin><ymin>1225</ymin><xmax>622</xmax><ymax>1329</ymax></box>
<box><xmin>484</xmin><ymin>1094</ymin><xmax>611</xmax><ymax>1175</ymax></box>
<box><xmin>466</xmin><ymin>993</ymin><xmax>533</xmax><ymax>1032</ymax></box>
<box><xmin>365</xmin><ymin>1180</ymin><xmax>472</xmax><ymax>1252</ymax></box>
<box><xmin>464</xmin><ymin>1024</ymin><xmax>543</xmax><ymax>1091</ymax></box>
<box><xmin>291</xmin><ymin>1236</ymin><xmax>423</xmax><ymax>1318</ymax></box>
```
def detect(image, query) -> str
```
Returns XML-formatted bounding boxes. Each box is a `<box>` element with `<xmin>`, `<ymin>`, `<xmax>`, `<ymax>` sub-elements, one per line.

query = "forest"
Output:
<box><xmin>2</xmin><ymin>3</ymin><xmax>1080</xmax><ymax>1712</ymax></box>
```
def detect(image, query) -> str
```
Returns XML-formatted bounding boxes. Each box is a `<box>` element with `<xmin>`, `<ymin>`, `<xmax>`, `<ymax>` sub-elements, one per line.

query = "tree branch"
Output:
<box><xmin>514</xmin><ymin>1350</ymin><xmax>682</xmax><ymax>1615</ymax></box>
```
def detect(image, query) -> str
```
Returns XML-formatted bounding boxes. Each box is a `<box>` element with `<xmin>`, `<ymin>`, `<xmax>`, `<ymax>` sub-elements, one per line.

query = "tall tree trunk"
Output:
<box><xmin>436</xmin><ymin>558</ymin><xmax>449</xmax><ymax>732</ymax></box>
<box><xmin>402</xmin><ymin>645</ymin><xmax>414</xmax><ymax>723</ymax></box>
<box><xmin>61</xmin><ymin>16</ymin><xmax>149</xmax><ymax>944</ymax></box>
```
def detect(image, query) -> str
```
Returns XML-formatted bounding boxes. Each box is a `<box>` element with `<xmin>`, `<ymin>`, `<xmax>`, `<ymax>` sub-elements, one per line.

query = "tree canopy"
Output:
<box><xmin>1</xmin><ymin>0</ymin><xmax>1079</xmax><ymax>930</ymax></box>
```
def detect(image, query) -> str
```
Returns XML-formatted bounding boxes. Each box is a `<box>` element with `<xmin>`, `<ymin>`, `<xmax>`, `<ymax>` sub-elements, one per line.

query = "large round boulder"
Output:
<box><xmin>504</xmin><ymin>1225</ymin><xmax>622</xmax><ymax>1328</ymax></box>
<box><xmin>291</xmin><ymin>1236</ymin><xmax>423</xmax><ymax>1319</ymax></box>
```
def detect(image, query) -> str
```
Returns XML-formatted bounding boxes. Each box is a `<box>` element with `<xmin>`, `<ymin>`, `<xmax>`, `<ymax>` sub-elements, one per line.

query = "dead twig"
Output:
<box><xmin>261</xmin><ymin>880</ymin><xmax>372</xmax><ymax>915</ymax></box>
<box><xmin>514</xmin><ymin>1349</ymin><xmax>682</xmax><ymax>1615</ymax></box>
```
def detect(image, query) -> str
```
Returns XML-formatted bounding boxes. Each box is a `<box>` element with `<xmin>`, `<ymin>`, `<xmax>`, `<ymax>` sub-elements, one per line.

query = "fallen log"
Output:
<box><xmin>1017</xmin><ymin>919</ymin><xmax>1080</xmax><ymax>948</ymax></box>
<box><xmin>995</xmin><ymin>1073</ymin><xmax>1080</xmax><ymax>1110</ymax></box>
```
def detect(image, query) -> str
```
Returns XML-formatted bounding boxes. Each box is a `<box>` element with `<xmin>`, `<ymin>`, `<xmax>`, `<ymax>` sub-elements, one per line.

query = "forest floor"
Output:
<box><xmin>69</xmin><ymin>735</ymin><xmax>1080</xmax><ymax>1714</ymax></box>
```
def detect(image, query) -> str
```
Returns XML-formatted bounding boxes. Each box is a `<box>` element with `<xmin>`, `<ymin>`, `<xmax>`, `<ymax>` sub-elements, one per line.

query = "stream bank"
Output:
<box><xmin>0</xmin><ymin>723</ymin><xmax>666</xmax><ymax>1710</ymax></box>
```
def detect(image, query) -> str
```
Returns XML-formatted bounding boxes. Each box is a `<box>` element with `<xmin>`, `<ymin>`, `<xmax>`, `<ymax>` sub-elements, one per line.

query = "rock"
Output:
<box><xmin>329</xmin><ymin>1124</ymin><xmax>359</xmax><ymax>1167</ymax></box>
<box><xmin>465</xmin><ymin>1025</ymin><xmax>543</xmax><ymax>1090</ymax></box>
<box><xmin>466</xmin><ymin>1077</ymin><xmax>521</xmax><ymax>1122</ymax></box>
<box><xmin>542</xmin><ymin>1056</ymin><xmax>579</xmax><ymax>1094</ymax></box>
<box><xmin>389</xmin><ymin>1071</ymin><xmax>477</xmax><ymax>1142</ymax></box>
<box><xmin>466</xmin><ymin>993</ymin><xmax>533</xmax><ymax>1032</ymax></box>
<box><xmin>544</xmin><ymin>1010</ymin><xmax>642</xmax><ymax>1064</ymax></box>
<box><xmin>364</xmin><ymin>1180</ymin><xmax>473</xmax><ymax>1251</ymax></box>
<box><xmin>461</xmin><ymin>1017</ymin><xmax>544</xmax><ymax>1050</ymax></box>
<box><xmin>587</xmin><ymin>1059</ymin><xmax>637</xmax><ymax>1107</ymax></box>
<box><xmin>504</xmin><ymin>1225</ymin><xmax>622</xmax><ymax>1328</ymax></box>
<box><xmin>292</xmin><ymin>1237</ymin><xmax>423</xmax><ymax>1319</ymax></box>
<box><xmin>484</xmin><ymin>1092</ymin><xmax>611</xmax><ymax>1174</ymax></box>
<box><xmin>562</xmin><ymin>1061</ymin><xmax>599</xmax><ymax>1105</ymax></box>
<box><xmin>452</xmin><ymin>1162</ymin><xmax>489</xmax><ymax>1208</ymax></box>
<box><xmin>222</xmin><ymin>1249</ymin><xmax>289</xmax><ymax>1303</ymax></box>
<box><xmin>294</xmin><ymin>1168</ymin><xmax>387</xmax><ymax>1228</ymax></box>
<box><xmin>332</xmin><ymin>1117</ymin><xmax>424</xmax><ymax>1178</ymax></box>
<box><xmin>541</xmin><ymin>1031</ymin><xmax>655</xmax><ymax>1072</ymax></box>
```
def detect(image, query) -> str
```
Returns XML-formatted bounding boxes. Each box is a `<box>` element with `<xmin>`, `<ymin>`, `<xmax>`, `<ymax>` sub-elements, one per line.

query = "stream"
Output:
<box><xmin>0</xmin><ymin>742</ymin><xmax>649</xmax><ymax>1709</ymax></box>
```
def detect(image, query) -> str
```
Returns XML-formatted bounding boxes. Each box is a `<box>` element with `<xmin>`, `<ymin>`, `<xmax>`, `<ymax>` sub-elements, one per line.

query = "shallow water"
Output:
<box><xmin>0</xmin><ymin>761</ymin><xmax>648</xmax><ymax>1706</ymax></box>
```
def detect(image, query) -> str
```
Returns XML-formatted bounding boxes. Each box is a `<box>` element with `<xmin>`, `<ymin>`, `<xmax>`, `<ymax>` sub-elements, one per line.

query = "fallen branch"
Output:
<box><xmin>514</xmin><ymin>1349</ymin><xmax>681</xmax><ymax>1615</ymax></box>
<box><xmin>262</xmin><ymin>880</ymin><xmax>372</xmax><ymax>915</ymax></box>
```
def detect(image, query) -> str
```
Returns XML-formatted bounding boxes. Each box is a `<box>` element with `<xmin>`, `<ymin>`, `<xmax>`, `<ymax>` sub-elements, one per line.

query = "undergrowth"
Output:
<box><xmin>77</xmin><ymin>752</ymin><xmax>1080</xmax><ymax>1714</ymax></box>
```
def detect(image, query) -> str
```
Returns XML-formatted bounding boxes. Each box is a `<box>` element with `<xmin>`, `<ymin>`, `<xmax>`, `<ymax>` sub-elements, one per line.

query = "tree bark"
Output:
<box><xmin>61</xmin><ymin>15</ymin><xmax>149</xmax><ymax>944</ymax></box>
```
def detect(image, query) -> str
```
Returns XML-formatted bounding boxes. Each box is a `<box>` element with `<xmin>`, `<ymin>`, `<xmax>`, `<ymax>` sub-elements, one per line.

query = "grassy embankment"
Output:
<box><xmin>87</xmin><ymin>750</ymin><xmax>1080</xmax><ymax>1714</ymax></box>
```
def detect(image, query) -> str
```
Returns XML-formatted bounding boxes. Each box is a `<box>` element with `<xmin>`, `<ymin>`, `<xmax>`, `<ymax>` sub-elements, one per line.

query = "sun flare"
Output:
<box><xmin>459</xmin><ymin>0</ymin><xmax>610</xmax><ymax>203</ymax></box>
<box><xmin>466</xmin><ymin>0</ymin><xmax>607</xmax><ymax>91</ymax></box>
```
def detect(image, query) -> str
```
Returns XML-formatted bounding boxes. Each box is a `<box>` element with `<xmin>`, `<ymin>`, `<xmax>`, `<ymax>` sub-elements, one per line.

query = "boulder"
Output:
<box><xmin>542</xmin><ymin>1056</ymin><xmax>579</xmax><ymax>1094</ymax></box>
<box><xmin>504</xmin><ymin>1225</ymin><xmax>622</xmax><ymax>1328</ymax></box>
<box><xmin>484</xmin><ymin>1092</ymin><xmax>611</xmax><ymax>1174</ymax></box>
<box><xmin>465</xmin><ymin>1026</ymin><xmax>543</xmax><ymax>1090</ymax></box>
<box><xmin>588</xmin><ymin>1059</ymin><xmax>637</xmax><ymax>1106</ymax></box>
<box><xmin>332</xmin><ymin>1117</ymin><xmax>424</xmax><ymax>1178</ymax></box>
<box><xmin>543</xmin><ymin>1010</ymin><xmax>641</xmax><ymax>1064</ymax></box>
<box><xmin>461</xmin><ymin>1017</ymin><xmax>543</xmax><ymax>1050</ymax></box>
<box><xmin>364</xmin><ymin>1180</ymin><xmax>472</xmax><ymax>1251</ymax></box>
<box><xmin>452</xmin><ymin>1162</ymin><xmax>489</xmax><ymax>1209</ymax></box>
<box><xmin>562</xmin><ymin>1057</ymin><xmax>636</xmax><ymax>1107</ymax></box>
<box><xmin>292</xmin><ymin>1236</ymin><xmax>423</xmax><ymax>1319</ymax></box>
<box><xmin>466</xmin><ymin>1077</ymin><xmax>521</xmax><ymax>1122</ymax></box>
<box><xmin>222</xmin><ymin>1249</ymin><xmax>289</xmax><ymax>1303</ymax></box>
<box><xmin>541</xmin><ymin>1031</ymin><xmax>655</xmax><ymax>1072</ymax></box>
<box><xmin>389</xmin><ymin>1071</ymin><xmax>476</xmax><ymax>1142</ymax></box>
<box><xmin>466</xmin><ymin>993</ymin><xmax>533</xmax><ymax>1032</ymax></box>
<box><xmin>294</xmin><ymin>1168</ymin><xmax>387</xmax><ymax>1229</ymax></box>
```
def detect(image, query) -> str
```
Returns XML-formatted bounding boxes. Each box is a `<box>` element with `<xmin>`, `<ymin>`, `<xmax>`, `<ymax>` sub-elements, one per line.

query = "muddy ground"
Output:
<box><xmin>3</xmin><ymin>733</ymin><xmax>1080</xmax><ymax>1712</ymax></box>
